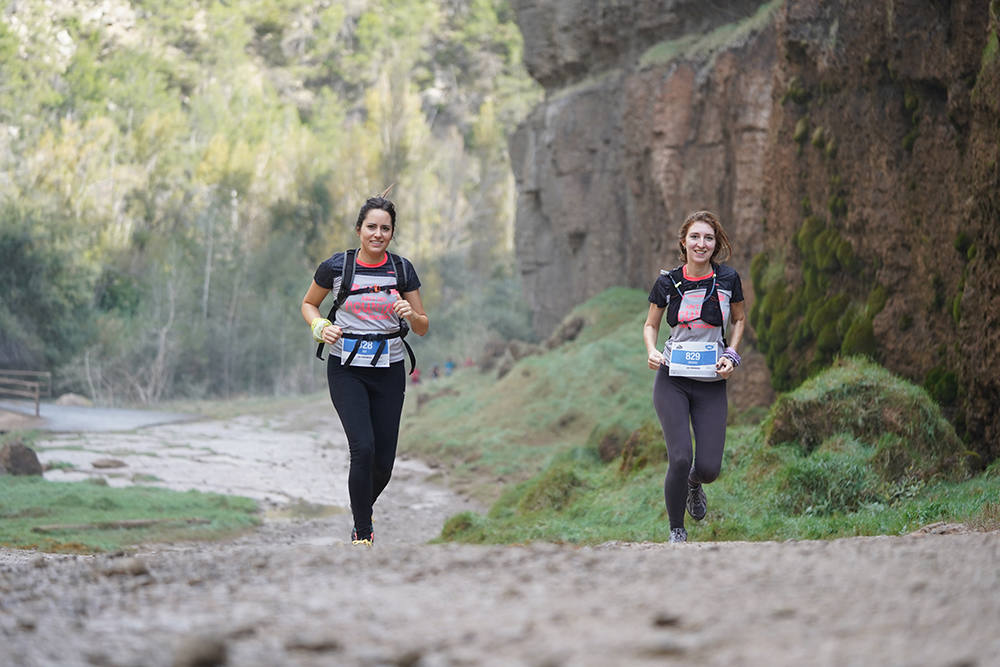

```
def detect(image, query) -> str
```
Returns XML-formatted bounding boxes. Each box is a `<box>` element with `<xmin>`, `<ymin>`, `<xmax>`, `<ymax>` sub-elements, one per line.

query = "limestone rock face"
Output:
<box><xmin>510</xmin><ymin>0</ymin><xmax>1000</xmax><ymax>448</ymax></box>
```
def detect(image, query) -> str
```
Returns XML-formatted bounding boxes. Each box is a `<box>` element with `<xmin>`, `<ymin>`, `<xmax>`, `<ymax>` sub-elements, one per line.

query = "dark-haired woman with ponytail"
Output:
<box><xmin>301</xmin><ymin>195</ymin><xmax>428</xmax><ymax>546</ymax></box>
<box><xmin>643</xmin><ymin>210</ymin><xmax>745</xmax><ymax>544</ymax></box>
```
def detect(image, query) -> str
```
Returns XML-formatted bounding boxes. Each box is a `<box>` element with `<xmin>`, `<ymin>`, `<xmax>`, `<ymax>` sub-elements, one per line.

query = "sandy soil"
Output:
<box><xmin>2</xmin><ymin>402</ymin><xmax>999</xmax><ymax>666</ymax></box>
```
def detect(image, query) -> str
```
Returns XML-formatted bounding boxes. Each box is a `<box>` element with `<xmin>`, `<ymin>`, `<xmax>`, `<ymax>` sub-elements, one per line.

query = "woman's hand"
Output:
<box><xmin>322</xmin><ymin>324</ymin><xmax>343</xmax><ymax>345</ymax></box>
<box><xmin>647</xmin><ymin>349</ymin><xmax>665</xmax><ymax>370</ymax></box>
<box><xmin>393</xmin><ymin>298</ymin><xmax>414</xmax><ymax>320</ymax></box>
<box><xmin>716</xmin><ymin>356</ymin><xmax>736</xmax><ymax>379</ymax></box>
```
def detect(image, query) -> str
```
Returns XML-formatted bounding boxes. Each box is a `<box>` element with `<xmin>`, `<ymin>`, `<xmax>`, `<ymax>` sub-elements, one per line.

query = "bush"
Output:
<box><xmin>618</xmin><ymin>422</ymin><xmax>668</xmax><ymax>474</ymax></box>
<box><xmin>777</xmin><ymin>446</ymin><xmax>883</xmax><ymax>514</ymax></box>
<box><xmin>763</xmin><ymin>358</ymin><xmax>971</xmax><ymax>482</ymax></box>
<box><xmin>587</xmin><ymin>421</ymin><xmax>631</xmax><ymax>463</ymax></box>
<box><xmin>517</xmin><ymin>458</ymin><xmax>589</xmax><ymax>514</ymax></box>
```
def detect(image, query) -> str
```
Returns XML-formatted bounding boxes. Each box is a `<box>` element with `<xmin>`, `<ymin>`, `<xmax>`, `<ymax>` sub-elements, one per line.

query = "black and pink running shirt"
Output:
<box><xmin>314</xmin><ymin>251</ymin><xmax>421</xmax><ymax>364</ymax></box>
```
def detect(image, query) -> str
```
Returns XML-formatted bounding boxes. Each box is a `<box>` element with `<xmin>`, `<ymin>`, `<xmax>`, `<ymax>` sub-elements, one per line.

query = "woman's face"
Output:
<box><xmin>357</xmin><ymin>209</ymin><xmax>394</xmax><ymax>256</ymax></box>
<box><xmin>683</xmin><ymin>221</ymin><xmax>717</xmax><ymax>263</ymax></box>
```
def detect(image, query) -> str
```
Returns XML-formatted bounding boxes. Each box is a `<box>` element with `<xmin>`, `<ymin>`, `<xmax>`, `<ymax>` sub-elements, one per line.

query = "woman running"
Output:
<box><xmin>301</xmin><ymin>194</ymin><xmax>428</xmax><ymax>546</ymax></box>
<box><xmin>643</xmin><ymin>210</ymin><xmax>745</xmax><ymax>543</ymax></box>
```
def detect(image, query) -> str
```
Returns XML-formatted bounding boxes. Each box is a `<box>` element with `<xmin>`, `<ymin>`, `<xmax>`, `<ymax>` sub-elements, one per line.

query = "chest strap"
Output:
<box><xmin>340</xmin><ymin>325</ymin><xmax>416</xmax><ymax>370</ymax></box>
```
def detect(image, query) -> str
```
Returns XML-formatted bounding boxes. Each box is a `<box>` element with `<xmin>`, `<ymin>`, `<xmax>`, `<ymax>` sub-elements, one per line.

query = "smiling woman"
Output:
<box><xmin>300</xmin><ymin>193</ymin><xmax>429</xmax><ymax>547</ymax></box>
<box><xmin>642</xmin><ymin>210</ymin><xmax>745</xmax><ymax>544</ymax></box>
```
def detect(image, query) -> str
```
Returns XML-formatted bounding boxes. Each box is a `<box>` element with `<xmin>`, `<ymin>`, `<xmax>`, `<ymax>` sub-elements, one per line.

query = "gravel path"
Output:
<box><xmin>2</xmin><ymin>403</ymin><xmax>999</xmax><ymax>666</ymax></box>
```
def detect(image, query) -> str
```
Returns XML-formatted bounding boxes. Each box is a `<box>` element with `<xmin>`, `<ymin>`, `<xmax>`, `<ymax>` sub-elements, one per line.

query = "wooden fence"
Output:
<box><xmin>0</xmin><ymin>370</ymin><xmax>52</xmax><ymax>417</ymax></box>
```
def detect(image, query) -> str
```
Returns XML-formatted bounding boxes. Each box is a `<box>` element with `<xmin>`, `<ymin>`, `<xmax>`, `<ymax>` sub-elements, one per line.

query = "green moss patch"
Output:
<box><xmin>763</xmin><ymin>358</ymin><xmax>971</xmax><ymax>480</ymax></box>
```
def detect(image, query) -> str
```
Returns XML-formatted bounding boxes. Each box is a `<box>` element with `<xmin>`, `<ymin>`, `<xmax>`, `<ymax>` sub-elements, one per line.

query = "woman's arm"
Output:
<box><xmin>396</xmin><ymin>290</ymin><xmax>429</xmax><ymax>336</ymax></box>
<box><xmin>727</xmin><ymin>300</ymin><xmax>746</xmax><ymax>350</ymax></box>
<box><xmin>716</xmin><ymin>300</ymin><xmax>746</xmax><ymax>379</ymax></box>
<box><xmin>301</xmin><ymin>280</ymin><xmax>342</xmax><ymax>345</ymax></box>
<box><xmin>644</xmin><ymin>303</ymin><xmax>666</xmax><ymax>370</ymax></box>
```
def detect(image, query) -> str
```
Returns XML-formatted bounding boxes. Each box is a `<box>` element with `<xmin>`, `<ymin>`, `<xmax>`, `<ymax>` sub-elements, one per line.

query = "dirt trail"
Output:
<box><xmin>2</xmin><ymin>402</ymin><xmax>999</xmax><ymax>666</ymax></box>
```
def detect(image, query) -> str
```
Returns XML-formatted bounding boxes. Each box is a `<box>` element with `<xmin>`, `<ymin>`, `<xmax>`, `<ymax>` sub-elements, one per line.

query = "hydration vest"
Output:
<box><xmin>663</xmin><ymin>263</ymin><xmax>725</xmax><ymax>328</ymax></box>
<box><xmin>315</xmin><ymin>248</ymin><xmax>417</xmax><ymax>374</ymax></box>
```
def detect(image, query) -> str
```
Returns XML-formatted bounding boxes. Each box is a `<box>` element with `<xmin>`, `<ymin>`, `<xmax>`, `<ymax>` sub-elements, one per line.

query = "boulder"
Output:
<box><xmin>0</xmin><ymin>441</ymin><xmax>43</xmax><ymax>476</ymax></box>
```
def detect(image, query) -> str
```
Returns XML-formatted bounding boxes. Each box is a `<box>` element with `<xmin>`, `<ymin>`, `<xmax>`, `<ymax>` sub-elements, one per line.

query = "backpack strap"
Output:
<box><xmin>315</xmin><ymin>249</ymin><xmax>358</xmax><ymax>361</ymax></box>
<box><xmin>388</xmin><ymin>252</ymin><xmax>417</xmax><ymax>375</ymax></box>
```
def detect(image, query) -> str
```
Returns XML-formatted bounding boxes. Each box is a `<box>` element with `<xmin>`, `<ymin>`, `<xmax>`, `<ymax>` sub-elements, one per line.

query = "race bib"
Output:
<box><xmin>668</xmin><ymin>341</ymin><xmax>719</xmax><ymax>378</ymax></box>
<box><xmin>341</xmin><ymin>338</ymin><xmax>390</xmax><ymax>368</ymax></box>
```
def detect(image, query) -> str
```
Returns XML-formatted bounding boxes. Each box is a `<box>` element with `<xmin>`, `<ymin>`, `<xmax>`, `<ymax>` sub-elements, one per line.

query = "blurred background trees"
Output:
<box><xmin>0</xmin><ymin>0</ymin><xmax>541</xmax><ymax>403</ymax></box>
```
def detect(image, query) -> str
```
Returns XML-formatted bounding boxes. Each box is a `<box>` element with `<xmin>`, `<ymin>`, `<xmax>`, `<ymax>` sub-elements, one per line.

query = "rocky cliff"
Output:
<box><xmin>509</xmin><ymin>0</ymin><xmax>1000</xmax><ymax>460</ymax></box>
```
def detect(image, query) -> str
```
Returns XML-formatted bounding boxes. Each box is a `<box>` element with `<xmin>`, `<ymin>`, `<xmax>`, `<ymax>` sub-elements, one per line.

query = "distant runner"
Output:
<box><xmin>301</xmin><ymin>193</ymin><xmax>428</xmax><ymax>546</ymax></box>
<box><xmin>643</xmin><ymin>211</ymin><xmax>745</xmax><ymax>543</ymax></box>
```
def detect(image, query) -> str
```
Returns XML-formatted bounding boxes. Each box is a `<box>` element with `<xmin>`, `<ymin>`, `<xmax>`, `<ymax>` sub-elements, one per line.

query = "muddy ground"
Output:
<box><xmin>1</xmin><ymin>401</ymin><xmax>999</xmax><ymax>666</ymax></box>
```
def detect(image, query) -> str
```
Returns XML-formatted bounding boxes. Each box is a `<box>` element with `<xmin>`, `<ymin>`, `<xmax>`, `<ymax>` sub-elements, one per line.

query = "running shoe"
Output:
<box><xmin>669</xmin><ymin>527</ymin><xmax>688</xmax><ymax>543</ymax></box>
<box><xmin>351</xmin><ymin>527</ymin><xmax>374</xmax><ymax>547</ymax></box>
<box><xmin>686</xmin><ymin>481</ymin><xmax>707</xmax><ymax>521</ymax></box>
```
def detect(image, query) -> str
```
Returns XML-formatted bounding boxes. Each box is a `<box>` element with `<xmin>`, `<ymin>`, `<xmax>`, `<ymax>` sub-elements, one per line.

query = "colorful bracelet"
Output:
<box><xmin>722</xmin><ymin>347</ymin><xmax>742</xmax><ymax>367</ymax></box>
<box><xmin>310</xmin><ymin>317</ymin><xmax>332</xmax><ymax>342</ymax></box>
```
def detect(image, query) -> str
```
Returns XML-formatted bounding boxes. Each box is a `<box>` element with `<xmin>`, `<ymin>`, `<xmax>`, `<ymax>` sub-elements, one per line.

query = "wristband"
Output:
<box><xmin>311</xmin><ymin>317</ymin><xmax>332</xmax><ymax>342</ymax></box>
<box><xmin>722</xmin><ymin>347</ymin><xmax>741</xmax><ymax>367</ymax></box>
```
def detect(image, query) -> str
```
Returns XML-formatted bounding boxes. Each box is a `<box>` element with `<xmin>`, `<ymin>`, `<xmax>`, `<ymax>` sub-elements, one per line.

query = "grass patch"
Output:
<box><xmin>640</xmin><ymin>0</ymin><xmax>781</xmax><ymax>68</ymax></box>
<box><xmin>0</xmin><ymin>476</ymin><xmax>259</xmax><ymax>553</ymax></box>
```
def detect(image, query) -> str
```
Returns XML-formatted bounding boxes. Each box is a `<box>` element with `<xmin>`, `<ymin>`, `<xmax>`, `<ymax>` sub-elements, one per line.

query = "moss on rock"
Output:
<box><xmin>762</xmin><ymin>358</ymin><xmax>971</xmax><ymax>482</ymax></box>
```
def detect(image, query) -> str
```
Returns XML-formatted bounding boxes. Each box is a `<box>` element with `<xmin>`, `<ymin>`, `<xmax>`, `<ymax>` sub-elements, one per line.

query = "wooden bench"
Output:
<box><xmin>0</xmin><ymin>370</ymin><xmax>52</xmax><ymax>417</ymax></box>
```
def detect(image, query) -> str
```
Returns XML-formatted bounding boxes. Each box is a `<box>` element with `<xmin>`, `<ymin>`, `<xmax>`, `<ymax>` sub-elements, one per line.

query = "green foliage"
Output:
<box><xmin>753</xmin><ymin>210</ymin><xmax>883</xmax><ymax>390</ymax></box>
<box><xmin>618</xmin><ymin>422</ymin><xmax>668</xmax><ymax>475</ymax></box>
<box><xmin>840</xmin><ymin>318</ymin><xmax>876</xmax><ymax>357</ymax></box>
<box><xmin>782</xmin><ymin>76</ymin><xmax>812</xmax><ymax>105</ymax></box>
<box><xmin>924</xmin><ymin>365</ymin><xmax>959</xmax><ymax>406</ymax></box>
<box><xmin>517</xmin><ymin>450</ymin><xmax>592</xmax><ymax>513</ymax></box>
<box><xmin>0</xmin><ymin>476</ymin><xmax>259</xmax><ymax>553</ymax></box>
<box><xmin>0</xmin><ymin>206</ymin><xmax>98</xmax><ymax>369</ymax></box>
<box><xmin>983</xmin><ymin>31</ymin><xmax>999</xmax><ymax>70</ymax></box>
<box><xmin>810</xmin><ymin>125</ymin><xmax>826</xmax><ymax>148</ymax></box>
<box><xmin>954</xmin><ymin>231</ymin><xmax>973</xmax><ymax>256</ymax></box>
<box><xmin>793</xmin><ymin>117</ymin><xmax>809</xmax><ymax>143</ymax></box>
<box><xmin>776</xmin><ymin>444</ymin><xmax>882</xmax><ymax>515</ymax></box>
<box><xmin>866</xmin><ymin>285</ymin><xmax>888</xmax><ymax>317</ymax></box>
<box><xmin>0</xmin><ymin>0</ymin><xmax>541</xmax><ymax>401</ymax></box>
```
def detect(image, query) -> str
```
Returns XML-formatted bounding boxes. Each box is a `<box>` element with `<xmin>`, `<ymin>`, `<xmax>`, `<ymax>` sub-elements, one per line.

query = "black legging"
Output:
<box><xmin>327</xmin><ymin>359</ymin><xmax>406</xmax><ymax>538</ymax></box>
<box><xmin>652</xmin><ymin>369</ymin><xmax>728</xmax><ymax>530</ymax></box>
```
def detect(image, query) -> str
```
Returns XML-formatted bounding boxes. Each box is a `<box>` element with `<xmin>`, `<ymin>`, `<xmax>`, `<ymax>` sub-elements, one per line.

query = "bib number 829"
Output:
<box><xmin>685</xmin><ymin>351</ymin><xmax>702</xmax><ymax>362</ymax></box>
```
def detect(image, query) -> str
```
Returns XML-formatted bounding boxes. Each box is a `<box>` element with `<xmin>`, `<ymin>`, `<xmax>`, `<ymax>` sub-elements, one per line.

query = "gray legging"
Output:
<box><xmin>652</xmin><ymin>368</ymin><xmax>728</xmax><ymax>530</ymax></box>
